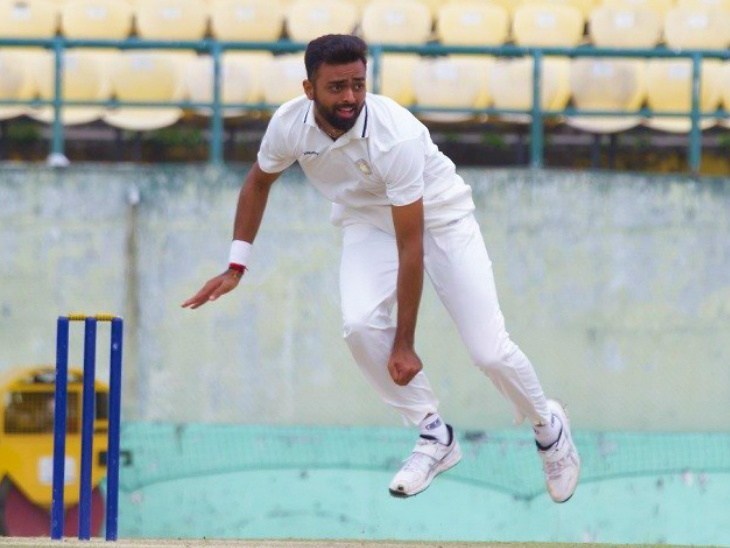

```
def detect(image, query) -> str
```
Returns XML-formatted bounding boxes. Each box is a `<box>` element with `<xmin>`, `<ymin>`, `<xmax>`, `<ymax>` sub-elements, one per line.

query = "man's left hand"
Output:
<box><xmin>388</xmin><ymin>347</ymin><xmax>423</xmax><ymax>386</ymax></box>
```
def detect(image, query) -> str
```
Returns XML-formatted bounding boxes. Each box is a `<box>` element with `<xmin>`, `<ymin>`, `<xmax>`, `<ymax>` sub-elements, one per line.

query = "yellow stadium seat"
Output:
<box><xmin>436</xmin><ymin>2</ymin><xmax>510</xmax><ymax>45</ymax></box>
<box><xmin>522</xmin><ymin>0</ymin><xmax>598</xmax><ymax>17</ymax></box>
<box><xmin>28</xmin><ymin>49</ymin><xmax>112</xmax><ymax>125</ymax></box>
<box><xmin>0</xmin><ymin>0</ymin><xmax>59</xmax><ymax>38</ymax></box>
<box><xmin>600</xmin><ymin>0</ymin><xmax>676</xmax><ymax>18</ymax></box>
<box><xmin>60</xmin><ymin>0</ymin><xmax>133</xmax><ymax>39</ymax></box>
<box><xmin>588</xmin><ymin>5</ymin><xmax>662</xmax><ymax>47</ymax></box>
<box><xmin>488</xmin><ymin>56</ymin><xmax>571</xmax><ymax>123</ymax></box>
<box><xmin>419</xmin><ymin>0</ymin><xmax>449</xmax><ymax>17</ymax></box>
<box><xmin>226</xmin><ymin>51</ymin><xmax>272</xmax><ymax>104</ymax></box>
<box><xmin>374</xmin><ymin>53</ymin><xmax>419</xmax><ymax>106</ymax></box>
<box><xmin>512</xmin><ymin>3</ymin><xmax>586</xmax><ymax>46</ymax></box>
<box><xmin>185</xmin><ymin>53</ymin><xmax>272</xmax><ymax>117</ymax></box>
<box><xmin>567</xmin><ymin>57</ymin><xmax>646</xmax><ymax>133</ymax></box>
<box><xmin>347</xmin><ymin>0</ymin><xmax>371</xmax><ymax>13</ymax></box>
<box><xmin>285</xmin><ymin>0</ymin><xmax>359</xmax><ymax>42</ymax></box>
<box><xmin>357</xmin><ymin>0</ymin><xmax>448</xmax><ymax>16</ymax></box>
<box><xmin>209</xmin><ymin>0</ymin><xmax>285</xmax><ymax>41</ymax></box>
<box><xmin>663</xmin><ymin>6</ymin><xmax>730</xmax><ymax>49</ymax></box>
<box><xmin>451</xmin><ymin>54</ymin><xmax>495</xmax><ymax>110</ymax></box>
<box><xmin>135</xmin><ymin>0</ymin><xmax>208</xmax><ymax>40</ymax></box>
<box><xmin>373</xmin><ymin>0</ymin><xmax>444</xmax><ymax>17</ymax></box>
<box><xmin>677</xmin><ymin>0</ymin><xmax>730</xmax><ymax>11</ymax></box>
<box><xmin>548</xmin><ymin>56</ymin><xmax>572</xmax><ymax>111</ymax></box>
<box><xmin>644</xmin><ymin>58</ymin><xmax>723</xmax><ymax>132</ymax></box>
<box><xmin>361</xmin><ymin>0</ymin><xmax>433</xmax><ymax>44</ymax></box>
<box><xmin>0</xmin><ymin>49</ymin><xmax>36</xmax><ymax>121</ymax></box>
<box><xmin>412</xmin><ymin>55</ymin><xmax>488</xmax><ymax>121</ymax></box>
<box><xmin>103</xmin><ymin>51</ymin><xmax>184</xmax><ymax>130</ymax></box>
<box><xmin>261</xmin><ymin>53</ymin><xmax>306</xmax><ymax>105</ymax></box>
<box><xmin>475</xmin><ymin>0</ymin><xmax>525</xmax><ymax>16</ymax></box>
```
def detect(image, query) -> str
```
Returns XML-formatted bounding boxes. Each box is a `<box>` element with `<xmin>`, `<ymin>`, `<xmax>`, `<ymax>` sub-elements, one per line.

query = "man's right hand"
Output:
<box><xmin>181</xmin><ymin>269</ymin><xmax>242</xmax><ymax>309</ymax></box>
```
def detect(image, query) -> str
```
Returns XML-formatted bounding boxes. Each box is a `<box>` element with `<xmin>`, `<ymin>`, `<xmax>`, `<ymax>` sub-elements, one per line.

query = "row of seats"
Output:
<box><xmin>1</xmin><ymin>0</ymin><xmax>729</xmax><ymax>49</ymax></box>
<box><xmin>1</xmin><ymin>48</ymin><xmax>729</xmax><ymax>133</ymax></box>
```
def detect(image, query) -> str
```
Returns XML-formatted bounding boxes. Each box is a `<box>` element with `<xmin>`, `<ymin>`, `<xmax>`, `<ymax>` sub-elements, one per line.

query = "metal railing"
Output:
<box><xmin>0</xmin><ymin>36</ymin><xmax>728</xmax><ymax>171</ymax></box>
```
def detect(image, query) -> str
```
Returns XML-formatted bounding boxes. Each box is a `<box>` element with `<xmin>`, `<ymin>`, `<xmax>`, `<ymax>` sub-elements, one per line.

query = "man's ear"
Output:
<box><xmin>303</xmin><ymin>79</ymin><xmax>314</xmax><ymax>100</ymax></box>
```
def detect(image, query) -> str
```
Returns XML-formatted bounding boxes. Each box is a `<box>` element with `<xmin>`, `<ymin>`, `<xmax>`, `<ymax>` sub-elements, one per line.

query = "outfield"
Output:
<box><xmin>0</xmin><ymin>540</ymin><xmax>711</xmax><ymax>548</ymax></box>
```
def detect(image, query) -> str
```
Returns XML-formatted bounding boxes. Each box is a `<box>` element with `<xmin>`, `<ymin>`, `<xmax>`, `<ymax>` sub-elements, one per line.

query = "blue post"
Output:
<box><xmin>78</xmin><ymin>318</ymin><xmax>97</xmax><ymax>540</ymax></box>
<box><xmin>51</xmin><ymin>36</ymin><xmax>65</xmax><ymax>160</ymax></box>
<box><xmin>209</xmin><ymin>42</ymin><xmax>224</xmax><ymax>165</ymax></box>
<box><xmin>370</xmin><ymin>45</ymin><xmax>382</xmax><ymax>95</ymax></box>
<box><xmin>105</xmin><ymin>318</ymin><xmax>124</xmax><ymax>541</ymax></box>
<box><xmin>51</xmin><ymin>317</ymin><xmax>70</xmax><ymax>540</ymax></box>
<box><xmin>688</xmin><ymin>53</ymin><xmax>702</xmax><ymax>175</ymax></box>
<box><xmin>530</xmin><ymin>50</ymin><xmax>544</xmax><ymax>169</ymax></box>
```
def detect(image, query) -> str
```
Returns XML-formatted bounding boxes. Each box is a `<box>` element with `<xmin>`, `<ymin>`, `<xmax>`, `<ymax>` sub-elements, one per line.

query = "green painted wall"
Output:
<box><xmin>1</xmin><ymin>165</ymin><xmax>728</xmax><ymax>431</ymax></box>
<box><xmin>113</xmin><ymin>423</ymin><xmax>729</xmax><ymax>545</ymax></box>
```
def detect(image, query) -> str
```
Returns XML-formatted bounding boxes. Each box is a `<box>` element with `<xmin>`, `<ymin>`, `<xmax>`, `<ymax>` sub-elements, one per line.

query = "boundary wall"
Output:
<box><xmin>1</xmin><ymin>164</ymin><xmax>728</xmax><ymax>431</ymax></box>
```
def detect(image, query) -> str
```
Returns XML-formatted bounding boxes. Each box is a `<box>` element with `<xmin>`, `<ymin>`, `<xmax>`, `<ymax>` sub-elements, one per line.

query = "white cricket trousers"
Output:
<box><xmin>339</xmin><ymin>213</ymin><xmax>551</xmax><ymax>426</ymax></box>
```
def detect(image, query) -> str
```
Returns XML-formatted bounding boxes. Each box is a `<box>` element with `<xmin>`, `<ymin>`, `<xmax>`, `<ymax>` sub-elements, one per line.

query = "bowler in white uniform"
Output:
<box><xmin>183</xmin><ymin>34</ymin><xmax>580</xmax><ymax>502</ymax></box>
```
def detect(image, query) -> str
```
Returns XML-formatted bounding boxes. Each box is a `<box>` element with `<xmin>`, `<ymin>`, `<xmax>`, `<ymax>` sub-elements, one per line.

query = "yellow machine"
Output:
<box><xmin>0</xmin><ymin>366</ymin><xmax>109</xmax><ymax>536</ymax></box>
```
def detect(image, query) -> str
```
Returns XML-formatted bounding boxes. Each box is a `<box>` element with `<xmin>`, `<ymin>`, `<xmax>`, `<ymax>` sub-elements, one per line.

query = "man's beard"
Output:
<box><xmin>316</xmin><ymin>101</ymin><xmax>363</xmax><ymax>132</ymax></box>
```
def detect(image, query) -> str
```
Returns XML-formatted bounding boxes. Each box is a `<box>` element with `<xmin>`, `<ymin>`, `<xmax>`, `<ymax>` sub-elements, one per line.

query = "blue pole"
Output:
<box><xmin>530</xmin><ymin>50</ymin><xmax>544</xmax><ymax>169</ymax></box>
<box><xmin>370</xmin><ymin>45</ymin><xmax>382</xmax><ymax>95</ymax></box>
<box><xmin>51</xmin><ymin>316</ymin><xmax>70</xmax><ymax>540</ymax></box>
<box><xmin>105</xmin><ymin>318</ymin><xmax>124</xmax><ymax>541</ymax></box>
<box><xmin>78</xmin><ymin>318</ymin><xmax>97</xmax><ymax>540</ymax></box>
<box><xmin>688</xmin><ymin>53</ymin><xmax>702</xmax><ymax>174</ymax></box>
<box><xmin>51</xmin><ymin>36</ymin><xmax>65</xmax><ymax>159</ymax></box>
<box><xmin>209</xmin><ymin>42</ymin><xmax>224</xmax><ymax>165</ymax></box>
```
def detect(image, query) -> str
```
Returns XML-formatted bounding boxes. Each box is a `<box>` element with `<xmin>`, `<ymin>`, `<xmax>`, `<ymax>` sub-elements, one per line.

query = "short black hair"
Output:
<box><xmin>304</xmin><ymin>34</ymin><xmax>368</xmax><ymax>80</ymax></box>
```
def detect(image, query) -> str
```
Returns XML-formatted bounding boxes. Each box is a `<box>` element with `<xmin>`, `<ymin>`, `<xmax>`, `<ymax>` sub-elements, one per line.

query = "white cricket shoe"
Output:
<box><xmin>537</xmin><ymin>399</ymin><xmax>581</xmax><ymax>503</ymax></box>
<box><xmin>389</xmin><ymin>424</ymin><xmax>462</xmax><ymax>497</ymax></box>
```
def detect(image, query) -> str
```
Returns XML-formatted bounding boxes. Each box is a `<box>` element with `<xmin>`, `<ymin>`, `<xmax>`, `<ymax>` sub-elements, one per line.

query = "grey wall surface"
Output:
<box><xmin>1</xmin><ymin>165</ymin><xmax>728</xmax><ymax>431</ymax></box>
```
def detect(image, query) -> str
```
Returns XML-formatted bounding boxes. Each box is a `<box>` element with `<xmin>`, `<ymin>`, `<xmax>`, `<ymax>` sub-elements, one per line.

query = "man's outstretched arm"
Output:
<box><xmin>181</xmin><ymin>162</ymin><xmax>281</xmax><ymax>309</ymax></box>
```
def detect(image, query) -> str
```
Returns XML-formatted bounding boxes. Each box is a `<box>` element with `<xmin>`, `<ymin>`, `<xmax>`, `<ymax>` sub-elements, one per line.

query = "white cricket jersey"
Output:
<box><xmin>257</xmin><ymin>93</ymin><xmax>474</xmax><ymax>232</ymax></box>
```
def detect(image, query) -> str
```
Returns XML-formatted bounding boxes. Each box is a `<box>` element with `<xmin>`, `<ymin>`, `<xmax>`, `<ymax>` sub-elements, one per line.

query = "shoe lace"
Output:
<box><xmin>541</xmin><ymin>438</ymin><xmax>573</xmax><ymax>479</ymax></box>
<box><xmin>401</xmin><ymin>451</ymin><xmax>435</xmax><ymax>474</ymax></box>
<box><xmin>401</xmin><ymin>439</ymin><xmax>438</xmax><ymax>473</ymax></box>
<box><xmin>544</xmin><ymin>457</ymin><xmax>568</xmax><ymax>479</ymax></box>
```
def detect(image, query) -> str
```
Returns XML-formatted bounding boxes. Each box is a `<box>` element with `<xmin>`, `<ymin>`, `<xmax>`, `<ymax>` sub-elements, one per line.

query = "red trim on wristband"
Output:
<box><xmin>228</xmin><ymin>262</ymin><xmax>245</xmax><ymax>273</ymax></box>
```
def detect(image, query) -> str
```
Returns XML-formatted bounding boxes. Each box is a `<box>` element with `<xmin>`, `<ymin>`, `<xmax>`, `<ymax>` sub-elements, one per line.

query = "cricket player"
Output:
<box><xmin>182</xmin><ymin>34</ymin><xmax>580</xmax><ymax>501</ymax></box>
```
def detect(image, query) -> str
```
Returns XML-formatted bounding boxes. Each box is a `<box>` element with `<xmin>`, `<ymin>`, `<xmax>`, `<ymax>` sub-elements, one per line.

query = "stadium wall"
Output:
<box><xmin>2</xmin><ymin>164</ymin><xmax>729</xmax><ymax>545</ymax></box>
<box><xmin>1</xmin><ymin>164</ymin><xmax>728</xmax><ymax>431</ymax></box>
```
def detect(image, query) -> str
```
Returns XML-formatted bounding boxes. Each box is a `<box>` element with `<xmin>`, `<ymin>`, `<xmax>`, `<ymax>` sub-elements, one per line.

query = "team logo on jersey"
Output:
<box><xmin>355</xmin><ymin>159</ymin><xmax>372</xmax><ymax>175</ymax></box>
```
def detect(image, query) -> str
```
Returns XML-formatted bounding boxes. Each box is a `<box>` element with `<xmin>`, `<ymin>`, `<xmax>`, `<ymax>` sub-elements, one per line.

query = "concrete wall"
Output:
<box><xmin>1</xmin><ymin>165</ymin><xmax>729</xmax><ymax>431</ymax></box>
<box><xmin>114</xmin><ymin>423</ymin><xmax>730</xmax><ymax>546</ymax></box>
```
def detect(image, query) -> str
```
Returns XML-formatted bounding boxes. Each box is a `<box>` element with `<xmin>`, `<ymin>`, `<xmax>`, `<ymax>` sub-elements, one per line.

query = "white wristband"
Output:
<box><xmin>229</xmin><ymin>240</ymin><xmax>252</xmax><ymax>268</ymax></box>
